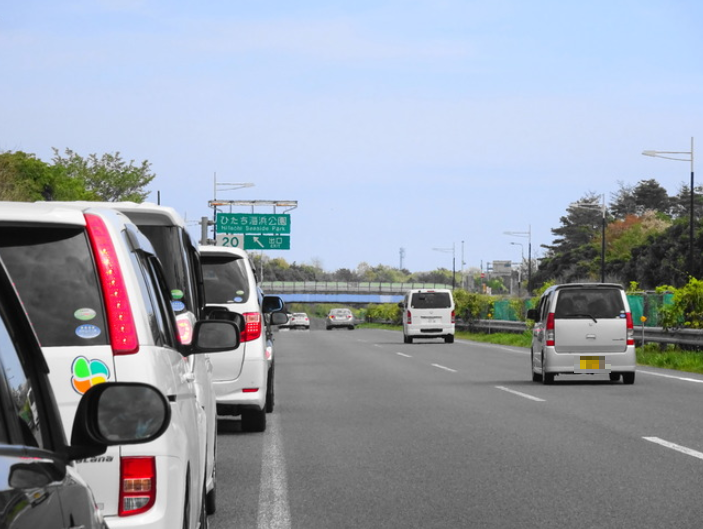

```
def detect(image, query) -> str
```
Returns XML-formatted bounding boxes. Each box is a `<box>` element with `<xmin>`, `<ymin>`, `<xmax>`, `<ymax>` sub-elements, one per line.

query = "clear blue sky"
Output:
<box><xmin>2</xmin><ymin>1</ymin><xmax>702</xmax><ymax>274</ymax></box>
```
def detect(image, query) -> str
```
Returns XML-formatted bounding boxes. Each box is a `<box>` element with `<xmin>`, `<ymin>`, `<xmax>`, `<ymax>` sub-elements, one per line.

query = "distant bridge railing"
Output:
<box><xmin>260</xmin><ymin>281</ymin><xmax>453</xmax><ymax>295</ymax></box>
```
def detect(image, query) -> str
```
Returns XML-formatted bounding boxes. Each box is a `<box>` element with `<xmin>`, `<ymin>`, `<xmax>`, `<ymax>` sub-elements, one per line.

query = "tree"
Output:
<box><xmin>610</xmin><ymin>179</ymin><xmax>672</xmax><ymax>219</ymax></box>
<box><xmin>51</xmin><ymin>148</ymin><xmax>155</xmax><ymax>202</ymax></box>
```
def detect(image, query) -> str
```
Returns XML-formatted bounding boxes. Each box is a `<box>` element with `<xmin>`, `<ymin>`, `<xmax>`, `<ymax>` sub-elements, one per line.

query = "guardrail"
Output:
<box><xmin>462</xmin><ymin>320</ymin><xmax>703</xmax><ymax>348</ymax></box>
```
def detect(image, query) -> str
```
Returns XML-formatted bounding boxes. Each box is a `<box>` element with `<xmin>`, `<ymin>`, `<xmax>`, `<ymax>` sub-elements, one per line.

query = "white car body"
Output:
<box><xmin>400</xmin><ymin>289</ymin><xmax>456</xmax><ymax>343</ymax></box>
<box><xmin>0</xmin><ymin>202</ymin><xmax>208</xmax><ymax>529</ymax></box>
<box><xmin>198</xmin><ymin>245</ymin><xmax>275</xmax><ymax>432</ymax></box>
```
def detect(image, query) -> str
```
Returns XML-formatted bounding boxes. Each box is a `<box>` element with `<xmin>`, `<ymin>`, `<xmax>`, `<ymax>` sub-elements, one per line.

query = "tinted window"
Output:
<box><xmin>555</xmin><ymin>289</ymin><xmax>625</xmax><ymax>319</ymax></box>
<box><xmin>410</xmin><ymin>292</ymin><xmax>451</xmax><ymax>309</ymax></box>
<box><xmin>0</xmin><ymin>227</ymin><xmax>109</xmax><ymax>347</ymax></box>
<box><xmin>201</xmin><ymin>256</ymin><xmax>251</xmax><ymax>304</ymax></box>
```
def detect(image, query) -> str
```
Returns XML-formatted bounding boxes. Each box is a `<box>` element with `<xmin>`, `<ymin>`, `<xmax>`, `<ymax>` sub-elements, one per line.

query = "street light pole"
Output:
<box><xmin>504</xmin><ymin>226</ymin><xmax>532</xmax><ymax>293</ymax></box>
<box><xmin>510</xmin><ymin>242</ymin><xmax>524</xmax><ymax>296</ymax></box>
<box><xmin>643</xmin><ymin>137</ymin><xmax>695</xmax><ymax>278</ymax></box>
<box><xmin>432</xmin><ymin>244</ymin><xmax>456</xmax><ymax>290</ymax></box>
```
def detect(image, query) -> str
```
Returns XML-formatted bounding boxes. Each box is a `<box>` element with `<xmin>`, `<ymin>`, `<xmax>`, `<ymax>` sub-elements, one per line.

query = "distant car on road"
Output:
<box><xmin>289</xmin><ymin>313</ymin><xmax>311</xmax><ymax>330</ymax></box>
<box><xmin>326</xmin><ymin>308</ymin><xmax>356</xmax><ymax>330</ymax></box>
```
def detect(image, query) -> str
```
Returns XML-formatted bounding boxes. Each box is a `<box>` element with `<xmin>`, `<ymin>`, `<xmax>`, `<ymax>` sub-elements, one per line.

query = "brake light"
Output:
<box><xmin>451</xmin><ymin>310</ymin><xmax>455</xmax><ymax>324</ymax></box>
<box><xmin>625</xmin><ymin>312</ymin><xmax>635</xmax><ymax>345</ymax></box>
<box><xmin>176</xmin><ymin>314</ymin><xmax>193</xmax><ymax>345</ymax></box>
<box><xmin>119</xmin><ymin>457</ymin><xmax>156</xmax><ymax>516</ymax></box>
<box><xmin>407</xmin><ymin>310</ymin><xmax>412</xmax><ymax>324</ymax></box>
<box><xmin>85</xmin><ymin>214</ymin><xmax>139</xmax><ymax>355</ymax></box>
<box><xmin>545</xmin><ymin>312</ymin><xmax>555</xmax><ymax>346</ymax></box>
<box><xmin>241</xmin><ymin>312</ymin><xmax>262</xmax><ymax>342</ymax></box>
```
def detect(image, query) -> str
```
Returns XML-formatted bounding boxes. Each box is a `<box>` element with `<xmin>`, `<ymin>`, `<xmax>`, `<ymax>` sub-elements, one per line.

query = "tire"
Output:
<box><xmin>349</xmin><ymin>325</ymin><xmax>354</xmax><ymax>330</ymax></box>
<box><xmin>182</xmin><ymin>471</ymin><xmax>191</xmax><ymax>529</ymax></box>
<box><xmin>543</xmin><ymin>371</ymin><xmax>555</xmax><ymax>385</ymax></box>
<box><xmin>200</xmin><ymin>481</ymin><xmax>209</xmax><ymax>529</ymax></box>
<box><xmin>445</xmin><ymin>335</ymin><xmax>454</xmax><ymax>344</ymax></box>
<box><xmin>206</xmin><ymin>440</ymin><xmax>217</xmax><ymax>515</ymax></box>
<box><xmin>609</xmin><ymin>372</ymin><xmax>621</xmax><ymax>382</ymax></box>
<box><xmin>531</xmin><ymin>352</ymin><xmax>542</xmax><ymax>382</ymax></box>
<box><xmin>265</xmin><ymin>369</ymin><xmax>274</xmax><ymax>413</ymax></box>
<box><xmin>622</xmin><ymin>372</ymin><xmax>635</xmax><ymax>385</ymax></box>
<box><xmin>241</xmin><ymin>409</ymin><xmax>267</xmax><ymax>432</ymax></box>
<box><xmin>404</xmin><ymin>335</ymin><xmax>412</xmax><ymax>344</ymax></box>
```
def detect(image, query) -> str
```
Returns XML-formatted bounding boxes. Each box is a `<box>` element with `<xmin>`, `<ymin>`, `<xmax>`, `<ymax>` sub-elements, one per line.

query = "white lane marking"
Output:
<box><xmin>643</xmin><ymin>437</ymin><xmax>703</xmax><ymax>461</ymax></box>
<box><xmin>431</xmin><ymin>363</ymin><xmax>457</xmax><ymax>373</ymax></box>
<box><xmin>257</xmin><ymin>414</ymin><xmax>291</xmax><ymax>529</ymax></box>
<box><xmin>495</xmin><ymin>386</ymin><xmax>546</xmax><ymax>402</ymax></box>
<box><xmin>396</xmin><ymin>352</ymin><xmax>412</xmax><ymax>358</ymax></box>
<box><xmin>637</xmin><ymin>369</ymin><xmax>703</xmax><ymax>384</ymax></box>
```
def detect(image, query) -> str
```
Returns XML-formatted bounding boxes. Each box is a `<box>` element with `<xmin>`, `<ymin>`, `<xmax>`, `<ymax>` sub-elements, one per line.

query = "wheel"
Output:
<box><xmin>326</xmin><ymin>327</ymin><xmax>331</xmax><ymax>331</ymax></box>
<box><xmin>622</xmin><ymin>372</ymin><xmax>635</xmax><ymax>385</ymax></box>
<box><xmin>403</xmin><ymin>335</ymin><xmax>412</xmax><ymax>344</ymax></box>
<box><xmin>265</xmin><ymin>369</ymin><xmax>274</xmax><ymax>413</ymax></box>
<box><xmin>445</xmin><ymin>335</ymin><xmax>454</xmax><ymax>344</ymax></box>
<box><xmin>609</xmin><ymin>372</ymin><xmax>621</xmax><ymax>382</ymax></box>
<box><xmin>349</xmin><ymin>325</ymin><xmax>354</xmax><ymax>330</ymax></box>
<box><xmin>206</xmin><ymin>442</ymin><xmax>217</xmax><ymax>515</ymax></box>
<box><xmin>200</xmin><ymin>481</ymin><xmax>209</xmax><ymax>529</ymax></box>
<box><xmin>531</xmin><ymin>352</ymin><xmax>542</xmax><ymax>382</ymax></box>
<box><xmin>241</xmin><ymin>409</ymin><xmax>267</xmax><ymax>432</ymax></box>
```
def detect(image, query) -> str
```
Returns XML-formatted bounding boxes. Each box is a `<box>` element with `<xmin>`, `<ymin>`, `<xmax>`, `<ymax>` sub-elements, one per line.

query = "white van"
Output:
<box><xmin>527</xmin><ymin>283</ymin><xmax>636</xmax><ymax>385</ymax></box>
<box><xmin>399</xmin><ymin>289</ymin><xmax>455</xmax><ymax>344</ymax></box>
<box><xmin>0</xmin><ymin>202</ymin><xmax>239</xmax><ymax>529</ymax></box>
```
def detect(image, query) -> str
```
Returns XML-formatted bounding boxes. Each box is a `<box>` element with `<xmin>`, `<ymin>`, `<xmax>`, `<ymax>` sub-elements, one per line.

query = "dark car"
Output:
<box><xmin>0</xmin><ymin>257</ymin><xmax>172</xmax><ymax>529</ymax></box>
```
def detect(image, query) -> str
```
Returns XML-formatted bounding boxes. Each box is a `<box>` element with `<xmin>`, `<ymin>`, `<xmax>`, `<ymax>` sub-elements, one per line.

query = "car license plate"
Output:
<box><xmin>579</xmin><ymin>356</ymin><xmax>603</xmax><ymax>370</ymax></box>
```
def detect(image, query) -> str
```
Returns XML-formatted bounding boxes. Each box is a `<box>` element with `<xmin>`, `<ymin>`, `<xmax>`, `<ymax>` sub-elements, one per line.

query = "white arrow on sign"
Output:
<box><xmin>251</xmin><ymin>236</ymin><xmax>265</xmax><ymax>248</ymax></box>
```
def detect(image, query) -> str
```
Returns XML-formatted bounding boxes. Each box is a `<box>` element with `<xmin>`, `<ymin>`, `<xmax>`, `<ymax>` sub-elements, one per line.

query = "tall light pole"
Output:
<box><xmin>571</xmin><ymin>194</ymin><xmax>606</xmax><ymax>283</ymax></box>
<box><xmin>510</xmin><ymin>241</ymin><xmax>524</xmax><ymax>296</ymax></box>
<box><xmin>643</xmin><ymin>137</ymin><xmax>695</xmax><ymax>279</ymax></box>
<box><xmin>504</xmin><ymin>226</ymin><xmax>532</xmax><ymax>293</ymax></box>
<box><xmin>432</xmin><ymin>244</ymin><xmax>456</xmax><ymax>290</ymax></box>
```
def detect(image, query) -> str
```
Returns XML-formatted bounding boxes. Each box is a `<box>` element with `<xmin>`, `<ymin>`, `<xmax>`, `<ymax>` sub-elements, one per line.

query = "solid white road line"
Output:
<box><xmin>638</xmin><ymin>369</ymin><xmax>703</xmax><ymax>384</ymax></box>
<box><xmin>643</xmin><ymin>437</ymin><xmax>703</xmax><ymax>461</ymax></box>
<box><xmin>396</xmin><ymin>352</ymin><xmax>412</xmax><ymax>358</ymax></box>
<box><xmin>258</xmin><ymin>414</ymin><xmax>291</xmax><ymax>529</ymax></box>
<box><xmin>494</xmin><ymin>386</ymin><xmax>546</xmax><ymax>402</ymax></box>
<box><xmin>431</xmin><ymin>363</ymin><xmax>458</xmax><ymax>373</ymax></box>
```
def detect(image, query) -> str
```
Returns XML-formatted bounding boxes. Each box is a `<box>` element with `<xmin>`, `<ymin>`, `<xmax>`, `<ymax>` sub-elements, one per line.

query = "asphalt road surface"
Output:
<box><xmin>210</xmin><ymin>326</ymin><xmax>703</xmax><ymax>529</ymax></box>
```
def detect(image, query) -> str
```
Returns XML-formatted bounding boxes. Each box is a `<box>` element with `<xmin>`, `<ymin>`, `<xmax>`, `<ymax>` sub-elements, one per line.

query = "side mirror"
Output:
<box><xmin>397</xmin><ymin>302</ymin><xmax>404</xmax><ymax>308</ymax></box>
<box><xmin>270</xmin><ymin>312</ymin><xmax>288</xmax><ymax>326</ymax></box>
<box><xmin>526</xmin><ymin>308</ymin><xmax>538</xmax><ymax>321</ymax></box>
<box><xmin>262</xmin><ymin>295</ymin><xmax>285</xmax><ymax>314</ymax></box>
<box><xmin>69</xmin><ymin>382</ymin><xmax>171</xmax><ymax>460</ymax></box>
<box><xmin>188</xmin><ymin>319</ymin><xmax>241</xmax><ymax>354</ymax></box>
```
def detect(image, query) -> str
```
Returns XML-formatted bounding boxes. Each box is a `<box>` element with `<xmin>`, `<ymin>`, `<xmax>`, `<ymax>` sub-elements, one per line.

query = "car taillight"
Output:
<box><xmin>241</xmin><ymin>312</ymin><xmax>262</xmax><ymax>342</ymax></box>
<box><xmin>176</xmin><ymin>314</ymin><xmax>193</xmax><ymax>345</ymax></box>
<box><xmin>119</xmin><ymin>457</ymin><xmax>156</xmax><ymax>516</ymax></box>
<box><xmin>407</xmin><ymin>310</ymin><xmax>412</xmax><ymax>325</ymax></box>
<box><xmin>85</xmin><ymin>214</ymin><xmax>139</xmax><ymax>355</ymax></box>
<box><xmin>546</xmin><ymin>312</ymin><xmax>555</xmax><ymax>346</ymax></box>
<box><xmin>625</xmin><ymin>312</ymin><xmax>635</xmax><ymax>345</ymax></box>
<box><xmin>451</xmin><ymin>310</ymin><xmax>455</xmax><ymax>324</ymax></box>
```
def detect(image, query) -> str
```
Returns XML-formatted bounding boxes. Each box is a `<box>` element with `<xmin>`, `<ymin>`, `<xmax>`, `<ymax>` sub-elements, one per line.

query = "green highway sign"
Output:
<box><xmin>215</xmin><ymin>233</ymin><xmax>291</xmax><ymax>250</ymax></box>
<box><xmin>216</xmin><ymin>213</ymin><xmax>291</xmax><ymax>234</ymax></box>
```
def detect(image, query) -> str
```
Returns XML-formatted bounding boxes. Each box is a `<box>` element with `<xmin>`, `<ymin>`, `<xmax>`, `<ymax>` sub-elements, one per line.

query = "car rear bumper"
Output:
<box><xmin>543</xmin><ymin>348</ymin><xmax>637</xmax><ymax>373</ymax></box>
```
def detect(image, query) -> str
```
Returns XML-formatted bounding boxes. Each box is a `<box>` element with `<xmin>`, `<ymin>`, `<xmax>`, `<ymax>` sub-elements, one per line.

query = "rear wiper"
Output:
<box><xmin>570</xmin><ymin>313</ymin><xmax>598</xmax><ymax>323</ymax></box>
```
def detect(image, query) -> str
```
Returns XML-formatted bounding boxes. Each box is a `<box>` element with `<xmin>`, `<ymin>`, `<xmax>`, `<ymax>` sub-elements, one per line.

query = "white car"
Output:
<box><xmin>199</xmin><ymin>245</ymin><xmax>286</xmax><ymax>432</ymax></box>
<box><xmin>399</xmin><ymin>289</ymin><xmax>455</xmax><ymax>343</ymax></box>
<box><xmin>289</xmin><ymin>312</ymin><xmax>311</xmax><ymax>329</ymax></box>
<box><xmin>0</xmin><ymin>202</ymin><xmax>239</xmax><ymax>529</ymax></box>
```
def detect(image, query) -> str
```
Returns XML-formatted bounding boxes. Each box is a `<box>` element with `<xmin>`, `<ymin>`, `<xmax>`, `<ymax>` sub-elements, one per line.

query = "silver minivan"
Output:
<box><xmin>527</xmin><ymin>283</ymin><xmax>636</xmax><ymax>385</ymax></box>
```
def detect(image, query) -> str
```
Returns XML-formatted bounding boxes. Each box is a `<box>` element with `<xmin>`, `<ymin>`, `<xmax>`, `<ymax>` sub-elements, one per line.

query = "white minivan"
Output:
<box><xmin>527</xmin><ymin>283</ymin><xmax>636</xmax><ymax>385</ymax></box>
<box><xmin>399</xmin><ymin>289</ymin><xmax>455</xmax><ymax>344</ymax></box>
<box><xmin>0</xmin><ymin>202</ymin><xmax>239</xmax><ymax>529</ymax></box>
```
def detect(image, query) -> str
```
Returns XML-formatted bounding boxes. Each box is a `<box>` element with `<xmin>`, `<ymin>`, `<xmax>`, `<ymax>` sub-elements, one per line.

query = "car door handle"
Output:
<box><xmin>182</xmin><ymin>372</ymin><xmax>195</xmax><ymax>383</ymax></box>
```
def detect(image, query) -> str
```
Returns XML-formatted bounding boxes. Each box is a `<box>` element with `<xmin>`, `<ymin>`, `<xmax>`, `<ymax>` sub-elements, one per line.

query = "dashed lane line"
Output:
<box><xmin>494</xmin><ymin>385</ymin><xmax>545</xmax><ymax>402</ymax></box>
<box><xmin>643</xmin><ymin>437</ymin><xmax>703</xmax><ymax>461</ymax></box>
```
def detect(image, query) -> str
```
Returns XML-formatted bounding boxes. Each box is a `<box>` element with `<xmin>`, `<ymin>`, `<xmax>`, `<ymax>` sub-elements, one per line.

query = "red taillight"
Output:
<box><xmin>546</xmin><ymin>312</ymin><xmax>555</xmax><ymax>346</ymax></box>
<box><xmin>242</xmin><ymin>388</ymin><xmax>259</xmax><ymax>393</ymax></box>
<box><xmin>406</xmin><ymin>310</ymin><xmax>412</xmax><ymax>324</ymax></box>
<box><xmin>85</xmin><ymin>214</ymin><xmax>139</xmax><ymax>355</ymax></box>
<box><xmin>451</xmin><ymin>310</ymin><xmax>455</xmax><ymax>324</ymax></box>
<box><xmin>241</xmin><ymin>312</ymin><xmax>262</xmax><ymax>342</ymax></box>
<box><xmin>176</xmin><ymin>314</ymin><xmax>193</xmax><ymax>345</ymax></box>
<box><xmin>119</xmin><ymin>457</ymin><xmax>156</xmax><ymax>516</ymax></box>
<box><xmin>625</xmin><ymin>312</ymin><xmax>635</xmax><ymax>345</ymax></box>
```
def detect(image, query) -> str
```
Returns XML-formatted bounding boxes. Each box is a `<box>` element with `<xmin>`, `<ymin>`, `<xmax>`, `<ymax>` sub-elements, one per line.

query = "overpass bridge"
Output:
<box><xmin>259</xmin><ymin>281</ymin><xmax>453</xmax><ymax>304</ymax></box>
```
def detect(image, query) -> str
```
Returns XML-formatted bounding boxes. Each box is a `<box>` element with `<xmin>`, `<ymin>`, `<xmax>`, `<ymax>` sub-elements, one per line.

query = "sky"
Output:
<box><xmin>2</xmin><ymin>0</ymin><xmax>702</xmax><ymax>274</ymax></box>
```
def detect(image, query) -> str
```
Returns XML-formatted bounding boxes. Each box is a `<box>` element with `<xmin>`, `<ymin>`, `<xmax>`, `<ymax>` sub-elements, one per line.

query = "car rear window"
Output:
<box><xmin>0</xmin><ymin>226</ymin><xmax>109</xmax><ymax>347</ymax></box>
<box><xmin>555</xmin><ymin>288</ymin><xmax>625</xmax><ymax>319</ymax></box>
<box><xmin>411</xmin><ymin>292</ymin><xmax>451</xmax><ymax>309</ymax></box>
<box><xmin>201</xmin><ymin>255</ymin><xmax>251</xmax><ymax>304</ymax></box>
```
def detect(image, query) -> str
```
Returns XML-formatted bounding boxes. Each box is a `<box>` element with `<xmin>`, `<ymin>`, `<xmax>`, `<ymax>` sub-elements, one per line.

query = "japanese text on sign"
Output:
<box><xmin>216</xmin><ymin>213</ymin><xmax>291</xmax><ymax>234</ymax></box>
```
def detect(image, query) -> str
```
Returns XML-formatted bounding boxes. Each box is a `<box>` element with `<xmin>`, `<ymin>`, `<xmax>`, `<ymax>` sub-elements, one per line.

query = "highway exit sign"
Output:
<box><xmin>216</xmin><ymin>213</ymin><xmax>290</xmax><ymax>234</ymax></box>
<box><xmin>216</xmin><ymin>233</ymin><xmax>291</xmax><ymax>250</ymax></box>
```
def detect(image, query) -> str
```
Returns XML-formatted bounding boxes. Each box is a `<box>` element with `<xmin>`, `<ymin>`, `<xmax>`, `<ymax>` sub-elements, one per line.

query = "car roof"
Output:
<box><xmin>42</xmin><ymin>201</ymin><xmax>187</xmax><ymax>228</ymax></box>
<box><xmin>199</xmin><ymin>245</ymin><xmax>249</xmax><ymax>258</ymax></box>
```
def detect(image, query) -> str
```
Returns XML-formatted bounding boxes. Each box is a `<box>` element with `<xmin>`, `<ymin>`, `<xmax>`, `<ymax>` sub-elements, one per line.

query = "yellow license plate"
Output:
<box><xmin>580</xmin><ymin>356</ymin><xmax>604</xmax><ymax>370</ymax></box>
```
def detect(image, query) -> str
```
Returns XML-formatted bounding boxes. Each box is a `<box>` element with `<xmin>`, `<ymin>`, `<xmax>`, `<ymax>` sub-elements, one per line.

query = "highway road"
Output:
<box><xmin>210</xmin><ymin>326</ymin><xmax>703</xmax><ymax>529</ymax></box>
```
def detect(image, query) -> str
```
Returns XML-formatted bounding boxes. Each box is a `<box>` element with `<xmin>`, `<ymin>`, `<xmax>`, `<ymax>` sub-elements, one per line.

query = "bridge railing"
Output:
<box><xmin>260</xmin><ymin>281</ymin><xmax>453</xmax><ymax>295</ymax></box>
